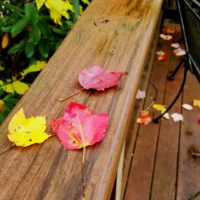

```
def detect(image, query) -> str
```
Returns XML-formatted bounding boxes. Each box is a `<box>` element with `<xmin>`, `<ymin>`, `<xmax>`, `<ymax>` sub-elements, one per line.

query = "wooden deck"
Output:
<box><xmin>0</xmin><ymin>0</ymin><xmax>164</xmax><ymax>200</ymax></box>
<box><xmin>123</xmin><ymin>23</ymin><xmax>200</xmax><ymax>200</ymax></box>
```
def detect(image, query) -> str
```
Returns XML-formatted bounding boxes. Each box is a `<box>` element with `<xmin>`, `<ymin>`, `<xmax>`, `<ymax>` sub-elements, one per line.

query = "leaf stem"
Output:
<box><xmin>82</xmin><ymin>146</ymin><xmax>86</xmax><ymax>164</ymax></box>
<box><xmin>59</xmin><ymin>88</ymin><xmax>85</xmax><ymax>102</ymax></box>
<box><xmin>82</xmin><ymin>146</ymin><xmax>86</xmax><ymax>199</ymax></box>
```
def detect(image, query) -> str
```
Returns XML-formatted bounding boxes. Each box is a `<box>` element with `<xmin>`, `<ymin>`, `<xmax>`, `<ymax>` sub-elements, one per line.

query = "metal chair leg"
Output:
<box><xmin>153</xmin><ymin>66</ymin><xmax>188</xmax><ymax>123</ymax></box>
<box><xmin>167</xmin><ymin>58</ymin><xmax>185</xmax><ymax>80</ymax></box>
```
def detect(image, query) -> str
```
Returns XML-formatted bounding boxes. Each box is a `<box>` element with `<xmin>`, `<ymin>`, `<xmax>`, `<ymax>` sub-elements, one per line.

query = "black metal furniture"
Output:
<box><xmin>153</xmin><ymin>0</ymin><xmax>200</xmax><ymax>123</ymax></box>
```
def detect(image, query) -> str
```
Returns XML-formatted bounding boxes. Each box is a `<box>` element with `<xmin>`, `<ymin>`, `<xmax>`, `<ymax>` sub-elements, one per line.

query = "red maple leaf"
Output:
<box><xmin>51</xmin><ymin>102</ymin><xmax>109</xmax><ymax>150</ymax></box>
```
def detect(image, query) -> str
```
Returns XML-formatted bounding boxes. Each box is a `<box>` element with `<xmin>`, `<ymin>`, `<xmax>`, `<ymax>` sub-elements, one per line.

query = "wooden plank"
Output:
<box><xmin>121</xmin><ymin>15</ymin><xmax>162</xmax><ymax>199</ymax></box>
<box><xmin>150</xmin><ymin>24</ymin><xmax>183</xmax><ymax>200</ymax></box>
<box><xmin>176</xmin><ymin>72</ymin><xmax>200</xmax><ymax>200</ymax></box>
<box><xmin>125</xmin><ymin>24</ymin><xmax>182</xmax><ymax>200</ymax></box>
<box><xmin>0</xmin><ymin>0</ymin><xmax>164</xmax><ymax>200</ymax></box>
<box><xmin>124</xmin><ymin>32</ymin><xmax>172</xmax><ymax>200</ymax></box>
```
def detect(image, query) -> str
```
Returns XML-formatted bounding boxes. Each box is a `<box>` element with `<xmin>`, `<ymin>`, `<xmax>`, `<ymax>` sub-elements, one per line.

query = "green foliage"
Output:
<box><xmin>0</xmin><ymin>0</ymin><xmax>91</xmax><ymax>123</ymax></box>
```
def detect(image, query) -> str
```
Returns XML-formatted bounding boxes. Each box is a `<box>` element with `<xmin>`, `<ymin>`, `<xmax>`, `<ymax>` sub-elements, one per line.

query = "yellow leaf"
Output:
<box><xmin>193</xmin><ymin>99</ymin><xmax>200</xmax><ymax>108</ymax></box>
<box><xmin>12</xmin><ymin>81</ymin><xmax>29</xmax><ymax>95</ymax></box>
<box><xmin>1</xmin><ymin>33</ymin><xmax>9</xmax><ymax>49</ymax></box>
<box><xmin>0</xmin><ymin>100</ymin><xmax>5</xmax><ymax>112</ymax></box>
<box><xmin>8</xmin><ymin>108</ymin><xmax>51</xmax><ymax>147</ymax></box>
<box><xmin>0</xmin><ymin>65</ymin><xmax>5</xmax><ymax>71</ymax></box>
<box><xmin>3</xmin><ymin>83</ymin><xmax>15</xmax><ymax>93</ymax></box>
<box><xmin>153</xmin><ymin>104</ymin><xmax>166</xmax><ymax>112</ymax></box>
<box><xmin>45</xmin><ymin>0</ymin><xmax>73</xmax><ymax>25</ymax></box>
<box><xmin>35</xmin><ymin>0</ymin><xmax>45</xmax><ymax>9</ymax></box>
<box><xmin>21</xmin><ymin>61</ymin><xmax>46</xmax><ymax>77</ymax></box>
<box><xmin>82</xmin><ymin>0</ymin><xmax>90</xmax><ymax>5</ymax></box>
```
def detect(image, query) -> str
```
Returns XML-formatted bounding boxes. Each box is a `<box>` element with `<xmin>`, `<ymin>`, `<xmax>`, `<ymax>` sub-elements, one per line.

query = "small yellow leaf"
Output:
<box><xmin>8</xmin><ymin>108</ymin><xmax>51</xmax><ymax>147</ymax></box>
<box><xmin>0</xmin><ymin>100</ymin><xmax>5</xmax><ymax>112</ymax></box>
<box><xmin>193</xmin><ymin>99</ymin><xmax>200</xmax><ymax>108</ymax></box>
<box><xmin>82</xmin><ymin>0</ymin><xmax>90</xmax><ymax>5</ymax></box>
<box><xmin>0</xmin><ymin>65</ymin><xmax>5</xmax><ymax>71</ymax></box>
<box><xmin>153</xmin><ymin>104</ymin><xmax>166</xmax><ymax>112</ymax></box>
<box><xmin>35</xmin><ymin>0</ymin><xmax>45</xmax><ymax>9</ymax></box>
<box><xmin>1</xmin><ymin>33</ymin><xmax>9</xmax><ymax>49</ymax></box>
<box><xmin>21</xmin><ymin>61</ymin><xmax>46</xmax><ymax>77</ymax></box>
<box><xmin>3</xmin><ymin>83</ymin><xmax>15</xmax><ymax>93</ymax></box>
<box><xmin>12</xmin><ymin>81</ymin><xmax>29</xmax><ymax>95</ymax></box>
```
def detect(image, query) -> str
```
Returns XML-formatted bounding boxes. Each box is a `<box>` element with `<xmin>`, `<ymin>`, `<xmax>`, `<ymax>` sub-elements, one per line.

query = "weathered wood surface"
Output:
<box><xmin>0</xmin><ymin>0</ymin><xmax>163</xmax><ymax>199</ymax></box>
<box><xmin>121</xmin><ymin>18</ymin><xmax>161</xmax><ymax>199</ymax></box>
<box><xmin>124</xmin><ymin>23</ymin><xmax>200</xmax><ymax>200</ymax></box>
<box><xmin>176</xmin><ymin>68</ymin><xmax>200</xmax><ymax>199</ymax></box>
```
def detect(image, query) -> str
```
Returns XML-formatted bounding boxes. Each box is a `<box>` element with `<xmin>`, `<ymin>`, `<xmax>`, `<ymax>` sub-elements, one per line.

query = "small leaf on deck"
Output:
<box><xmin>136</xmin><ymin>110</ymin><xmax>151</xmax><ymax>125</ymax></box>
<box><xmin>136</xmin><ymin>90</ymin><xmax>146</xmax><ymax>100</ymax></box>
<box><xmin>159</xmin><ymin>33</ymin><xmax>173</xmax><ymax>40</ymax></box>
<box><xmin>171</xmin><ymin>113</ymin><xmax>184</xmax><ymax>122</ymax></box>
<box><xmin>193</xmin><ymin>99</ymin><xmax>200</xmax><ymax>108</ymax></box>
<box><xmin>182</xmin><ymin>104</ymin><xmax>193</xmax><ymax>111</ymax></box>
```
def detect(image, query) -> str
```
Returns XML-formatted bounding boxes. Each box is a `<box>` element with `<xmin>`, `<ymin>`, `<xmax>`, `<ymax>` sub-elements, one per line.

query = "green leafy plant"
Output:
<box><xmin>0</xmin><ymin>0</ymin><xmax>91</xmax><ymax>124</ymax></box>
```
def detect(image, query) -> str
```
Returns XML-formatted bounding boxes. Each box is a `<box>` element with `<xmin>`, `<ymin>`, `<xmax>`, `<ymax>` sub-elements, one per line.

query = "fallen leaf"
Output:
<box><xmin>173</xmin><ymin>48</ymin><xmax>186</xmax><ymax>56</ymax></box>
<box><xmin>197</xmin><ymin>116</ymin><xmax>200</xmax><ymax>124</ymax></box>
<box><xmin>157</xmin><ymin>53</ymin><xmax>168</xmax><ymax>61</ymax></box>
<box><xmin>153</xmin><ymin>104</ymin><xmax>166</xmax><ymax>112</ymax></box>
<box><xmin>156</xmin><ymin>50</ymin><xmax>165</xmax><ymax>56</ymax></box>
<box><xmin>176</xmin><ymin>50</ymin><xmax>186</xmax><ymax>56</ymax></box>
<box><xmin>51</xmin><ymin>102</ymin><xmax>109</xmax><ymax>150</ymax></box>
<box><xmin>78</xmin><ymin>66</ymin><xmax>125</xmax><ymax>91</ymax></box>
<box><xmin>8</xmin><ymin>108</ymin><xmax>50</xmax><ymax>147</ymax></box>
<box><xmin>136</xmin><ymin>90</ymin><xmax>146</xmax><ymax>100</ymax></box>
<box><xmin>171</xmin><ymin>113</ymin><xmax>184</xmax><ymax>122</ymax></box>
<box><xmin>163</xmin><ymin>112</ymin><xmax>170</xmax><ymax>120</ymax></box>
<box><xmin>171</xmin><ymin>43</ymin><xmax>180</xmax><ymax>48</ymax></box>
<box><xmin>136</xmin><ymin>110</ymin><xmax>152</xmax><ymax>125</ymax></box>
<box><xmin>159</xmin><ymin>33</ymin><xmax>173</xmax><ymax>40</ymax></box>
<box><xmin>163</xmin><ymin>27</ymin><xmax>175</xmax><ymax>34</ymax></box>
<box><xmin>156</xmin><ymin>50</ymin><xmax>168</xmax><ymax>61</ymax></box>
<box><xmin>193</xmin><ymin>99</ymin><xmax>200</xmax><ymax>108</ymax></box>
<box><xmin>182</xmin><ymin>104</ymin><xmax>193</xmax><ymax>110</ymax></box>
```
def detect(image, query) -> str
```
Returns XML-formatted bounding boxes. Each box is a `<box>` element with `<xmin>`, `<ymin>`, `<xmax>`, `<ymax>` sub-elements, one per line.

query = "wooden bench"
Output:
<box><xmin>0</xmin><ymin>0</ymin><xmax>164</xmax><ymax>199</ymax></box>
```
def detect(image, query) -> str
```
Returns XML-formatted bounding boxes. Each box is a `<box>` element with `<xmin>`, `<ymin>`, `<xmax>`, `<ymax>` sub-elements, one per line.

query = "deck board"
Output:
<box><xmin>124</xmin><ymin>23</ymin><xmax>200</xmax><ymax>200</ymax></box>
<box><xmin>176</xmin><ymin>65</ymin><xmax>200</xmax><ymax>200</ymax></box>
<box><xmin>150</xmin><ymin>24</ymin><xmax>183</xmax><ymax>200</ymax></box>
<box><xmin>0</xmin><ymin>0</ymin><xmax>164</xmax><ymax>200</ymax></box>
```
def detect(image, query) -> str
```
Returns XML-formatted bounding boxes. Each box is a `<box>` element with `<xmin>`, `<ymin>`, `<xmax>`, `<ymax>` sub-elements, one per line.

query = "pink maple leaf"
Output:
<box><xmin>51</xmin><ymin>102</ymin><xmax>109</xmax><ymax>150</ymax></box>
<box><xmin>60</xmin><ymin>66</ymin><xmax>126</xmax><ymax>101</ymax></box>
<box><xmin>78</xmin><ymin>65</ymin><xmax>125</xmax><ymax>91</ymax></box>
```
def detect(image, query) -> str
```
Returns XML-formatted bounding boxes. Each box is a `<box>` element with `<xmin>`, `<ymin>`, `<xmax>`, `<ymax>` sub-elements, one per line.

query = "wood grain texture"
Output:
<box><xmin>124</xmin><ymin>37</ymin><xmax>170</xmax><ymax>200</ymax></box>
<box><xmin>121</xmin><ymin>17</ymin><xmax>161</xmax><ymax>199</ymax></box>
<box><xmin>150</xmin><ymin>24</ymin><xmax>183</xmax><ymax>200</ymax></box>
<box><xmin>176</xmin><ymin>72</ymin><xmax>200</xmax><ymax>200</ymax></box>
<box><xmin>124</xmin><ymin>23</ymin><xmax>183</xmax><ymax>200</ymax></box>
<box><xmin>124</xmin><ymin>23</ymin><xmax>200</xmax><ymax>200</ymax></box>
<box><xmin>0</xmin><ymin>0</ymin><xmax>163</xmax><ymax>199</ymax></box>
